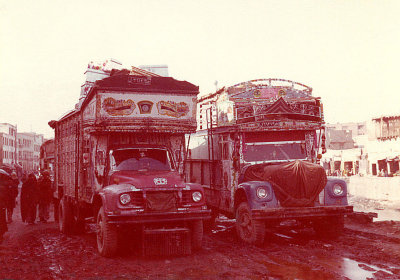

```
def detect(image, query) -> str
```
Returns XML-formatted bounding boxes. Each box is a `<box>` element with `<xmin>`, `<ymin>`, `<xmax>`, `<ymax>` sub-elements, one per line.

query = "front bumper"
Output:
<box><xmin>252</xmin><ymin>205</ymin><xmax>353</xmax><ymax>220</ymax></box>
<box><xmin>106</xmin><ymin>209</ymin><xmax>211</xmax><ymax>225</ymax></box>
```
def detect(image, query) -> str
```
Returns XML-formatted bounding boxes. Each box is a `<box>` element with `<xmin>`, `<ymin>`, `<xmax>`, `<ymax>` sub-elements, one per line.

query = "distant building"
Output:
<box><xmin>323</xmin><ymin>118</ymin><xmax>400</xmax><ymax>176</ymax></box>
<box><xmin>17</xmin><ymin>132</ymin><xmax>44</xmax><ymax>173</ymax></box>
<box><xmin>40</xmin><ymin>138</ymin><xmax>55</xmax><ymax>172</ymax></box>
<box><xmin>0</xmin><ymin>123</ymin><xmax>18</xmax><ymax>166</ymax></box>
<box><xmin>371</xmin><ymin>115</ymin><xmax>400</xmax><ymax>140</ymax></box>
<box><xmin>325</xmin><ymin>122</ymin><xmax>367</xmax><ymax>137</ymax></box>
<box><xmin>325</xmin><ymin>121</ymin><xmax>367</xmax><ymax>150</ymax></box>
<box><xmin>325</xmin><ymin>129</ymin><xmax>355</xmax><ymax>150</ymax></box>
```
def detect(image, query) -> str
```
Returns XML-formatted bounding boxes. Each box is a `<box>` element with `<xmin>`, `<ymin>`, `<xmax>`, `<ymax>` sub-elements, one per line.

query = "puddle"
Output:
<box><xmin>258</xmin><ymin>258</ymin><xmax>334</xmax><ymax>280</ymax></box>
<box><xmin>341</xmin><ymin>258</ymin><xmax>394</xmax><ymax>279</ymax></box>
<box><xmin>259</xmin><ymin>254</ymin><xmax>396</xmax><ymax>279</ymax></box>
<box><xmin>317</xmin><ymin>255</ymin><xmax>395</xmax><ymax>280</ymax></box>
<box><xmin>274</xmin><ymin>233</ymin><xmax>293</xmax><ymax>239</ymax></box>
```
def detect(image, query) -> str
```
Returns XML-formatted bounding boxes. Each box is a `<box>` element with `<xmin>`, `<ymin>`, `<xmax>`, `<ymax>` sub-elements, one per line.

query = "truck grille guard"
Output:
<box><xmin>123</xmin><ymin>189</ymin><xmax>197</xmax><ymax>210</ymax></box>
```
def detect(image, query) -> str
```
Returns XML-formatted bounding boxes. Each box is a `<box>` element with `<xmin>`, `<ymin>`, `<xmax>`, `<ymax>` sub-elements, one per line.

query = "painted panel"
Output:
<box><xmin>98</xmin><ymin>92</ymin><xmax>195</xmax><ymax>121</ymax></box>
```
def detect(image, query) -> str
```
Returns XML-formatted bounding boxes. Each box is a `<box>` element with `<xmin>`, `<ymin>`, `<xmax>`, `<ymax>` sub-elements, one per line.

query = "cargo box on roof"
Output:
<box><xmin>80</xmin><ymin>74</ymin><xmax>198</xmax><ymax>133</ymax></box>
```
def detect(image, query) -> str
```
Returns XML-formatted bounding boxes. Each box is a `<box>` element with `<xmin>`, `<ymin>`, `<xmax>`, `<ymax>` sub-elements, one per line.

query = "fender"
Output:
<box><xmin>323</xmin><ymin>177</ymin><xmax>349</xmax><ymax>206</ymax></box>
<box><xmin>96</xmin><ymin>184</ymin><xmax>134</xmax><ymax>213</ymax></box>
<box><xmin>235</xmin><ymin>181</ymin><xmax>278</xmax><ymax>211</ymax></box>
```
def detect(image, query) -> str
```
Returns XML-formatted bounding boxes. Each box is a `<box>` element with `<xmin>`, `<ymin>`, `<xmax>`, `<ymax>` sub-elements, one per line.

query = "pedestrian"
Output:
<box><xmin>20</xmin><ymin>173</ymin><xmax>38</xmax><ymax>224</ymax></box>
<box><xmin>0</xmin><ymin>170</ymin><xmax>10</xmax><ymax>243</ymax></box>
<box><xmin>384</xmin><ymin>169</ymin><xmax>389</xmax><ymax>177</ymax></box>
<box><xmin>38</xmin><ymin>170</ymin><xmax>52</xmax><ymax>223</ymax></box>
<box><xmin>6</xmin><ymin>172</ymin><xmax>19</xmax><ymax>223</ymax></box>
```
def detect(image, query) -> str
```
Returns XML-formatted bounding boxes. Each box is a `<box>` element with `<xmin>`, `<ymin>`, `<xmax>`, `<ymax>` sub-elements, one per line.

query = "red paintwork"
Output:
<box><xmin>108</xmin><ymin>170</ymin><xmax>185</xmax><ymax>189</ymax></box>
<box><xmin>101</xmin><ymin>170</ymin><xmax>207</xmax><ymax>213</ymax></box>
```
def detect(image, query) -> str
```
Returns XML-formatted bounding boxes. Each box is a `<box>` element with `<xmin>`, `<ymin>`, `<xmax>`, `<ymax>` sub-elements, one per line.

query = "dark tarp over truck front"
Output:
<box><xmin>244</xmin><ymin>160</ymin><xmax>327</xmax><ymax>207</ymax></box>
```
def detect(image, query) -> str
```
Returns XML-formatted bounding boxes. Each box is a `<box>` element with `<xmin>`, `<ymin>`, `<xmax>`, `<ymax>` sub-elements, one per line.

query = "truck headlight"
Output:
<box><xmin>256</xmin><ymin>187</ymin><xmax>268</xmax><ymax>199</ymax></box>
<box><xmin>332</xmin><ymin>184</ymin><xmax>344</xmax><ymax>196</ymax></box>
<box><xmin>120</xmin><ymin>193</ymin><xmax>131</xmax><ymax>205</ymax></box>
<box><xmin>192</xmin><ymin>191</ymin><xmax>202</xmax><ymax>202</ymax></box>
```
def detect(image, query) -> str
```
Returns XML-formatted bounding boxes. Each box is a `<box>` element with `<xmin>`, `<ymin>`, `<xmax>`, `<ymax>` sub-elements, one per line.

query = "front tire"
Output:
<box><xmin>97</xmin><ymin>206</ymin><xmax>118</xmax><ymax>257</ymax></box>
<box><xmin>236</xmin><ymin>202</ymin><xmax>265</xmax><ymax>245</ymax></box>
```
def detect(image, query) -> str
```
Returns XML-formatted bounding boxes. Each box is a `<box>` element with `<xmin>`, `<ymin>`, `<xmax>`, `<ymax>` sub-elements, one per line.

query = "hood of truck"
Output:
<box><xmin>242</xmin><ymin>160</ymin><xmax>327</xmax><ymax>207</ymax></box>
<box><xmin>107</xmin><ymin>170</ymin><xmax>185</xmax><ymax>189</ymax></box>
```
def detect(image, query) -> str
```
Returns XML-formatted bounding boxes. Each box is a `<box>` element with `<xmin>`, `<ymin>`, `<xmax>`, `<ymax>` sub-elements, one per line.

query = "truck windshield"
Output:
<box><xmin>243</xmin><ymin>141</ymin><xmax>306</xmax><ymax>162</ymax></box>
<box><xmin>110</xmin><ymin>148</ymin><xmax>173</xmax><ymax>171</ymax></box>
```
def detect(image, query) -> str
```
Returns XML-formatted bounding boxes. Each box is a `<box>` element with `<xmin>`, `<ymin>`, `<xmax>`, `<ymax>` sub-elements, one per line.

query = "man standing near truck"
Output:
<box><xmin>38</xmin><ymin>171</ymin><xmax>52</xmax><ymax>223</ymax></box>
<box><xmin>0</xmin><ymin>170</ymin><xmax>10</xmax><ymax>242</ymax></box>
<box><xmin>6</xmin><ymin>172</ymin><xmax>19</xmax><ymax>223</ymax></box>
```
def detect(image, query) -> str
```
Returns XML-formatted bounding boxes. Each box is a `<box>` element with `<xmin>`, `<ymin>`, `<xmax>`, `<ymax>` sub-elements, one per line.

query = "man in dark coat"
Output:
<box><xmin>20</xmin><ymin>173</ymin><xmax>38</xmax><ymax>224</ymax></box>
<box><xmin>6</xmin><ymin>172</ymin><xmax>19</xmax><ymax>223</ymax></box>
<box><xmin>38</xmin><ymin>171</ymin><xmax>52</xmax><ymax>222</ymax></box>
<box><xmin>0</xmin><ymin>170</ymin><xmax>10</xmax><ymax>242</ymax></box>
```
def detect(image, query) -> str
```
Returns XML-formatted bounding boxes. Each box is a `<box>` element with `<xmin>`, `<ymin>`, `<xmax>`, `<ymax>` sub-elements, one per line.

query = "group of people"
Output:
<box><xmin>0</xmin><ymin>169</ymin><xmax>53</xmax><ymax>243</ymax></box>
<box><xmin>0</xmin><ymin>171</ymin><xmax>19</xmax><ymax>243</ymax></box>
<box><xmin>20</xmin><ymin>171</ymin><xmax>53</xmax><ymax>224</ymax></box>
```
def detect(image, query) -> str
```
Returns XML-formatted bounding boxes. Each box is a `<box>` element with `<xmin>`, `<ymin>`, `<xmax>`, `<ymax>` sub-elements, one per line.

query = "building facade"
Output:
<box><xmin>325</xmin><ymin>122</ymin><xmax>367</xmax><ymax>137</ymax></box>
<box><xmin>40</xmin><ymin>138</ymin><xmax>55</xmax><ymax>172</ymax></box>
<box><xmin>372</xmin><ymin>115</ymin><xmax>400</xmax><ymax>140</ymax></box>
<box><xmin>323</xmin><ymin>117</ymin><xmax>400</xmax><ymax>176</ymax></box>
<box><xmin>325</xmin><ymin>129</ymin><xmax>355</xmax><ymax>150</ymax></box>
<box><xmin>17</xmin><ymin>132</ymin><xmax>44</xmax><ymax>173</ymax></box>
<box><xmin>0</xmin><ymin>123</ymin><xmax>17</xmax><ymax>166</ymax></box>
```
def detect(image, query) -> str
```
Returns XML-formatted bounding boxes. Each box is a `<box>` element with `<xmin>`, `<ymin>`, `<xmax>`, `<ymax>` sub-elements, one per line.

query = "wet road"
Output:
<box><xmin>1</xmin><ymin>212</ymin><xmax>400</xmax><ymax>280</ymax></box>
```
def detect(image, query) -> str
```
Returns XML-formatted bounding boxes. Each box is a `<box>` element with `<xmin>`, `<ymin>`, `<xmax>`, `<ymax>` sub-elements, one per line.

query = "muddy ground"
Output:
<box><xmin>0</xmin><ymin>201</ymin><xmax>399</xmax><ymax>280</ymax></box>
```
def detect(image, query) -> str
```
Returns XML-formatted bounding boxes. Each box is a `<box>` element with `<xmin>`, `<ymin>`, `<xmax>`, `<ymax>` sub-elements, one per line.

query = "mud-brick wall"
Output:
<box><xmin>347</xmin><ymin>176</ymin><xmax>400</xmax><ymax>202</ymax></box>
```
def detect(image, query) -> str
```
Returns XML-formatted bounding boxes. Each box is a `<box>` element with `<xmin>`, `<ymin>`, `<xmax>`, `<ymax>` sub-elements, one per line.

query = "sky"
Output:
<box><xmin>1</xmin><ymin>0</ymin><xmax>399</xmax><ymax>139</ymax></box>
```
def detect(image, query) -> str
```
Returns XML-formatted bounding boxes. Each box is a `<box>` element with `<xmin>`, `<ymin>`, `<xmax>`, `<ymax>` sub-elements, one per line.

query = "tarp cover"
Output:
<box><xmin>244</xmin><ymin>160</ymin><xmax>327</xmax><ymax>207</ymax></box>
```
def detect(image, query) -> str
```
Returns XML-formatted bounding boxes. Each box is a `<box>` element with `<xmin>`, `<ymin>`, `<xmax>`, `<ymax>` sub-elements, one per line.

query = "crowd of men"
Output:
<box><xmin>0</xmin><ymin>168</ymin><xmax>53</xmax><ymax>243</ymax></box>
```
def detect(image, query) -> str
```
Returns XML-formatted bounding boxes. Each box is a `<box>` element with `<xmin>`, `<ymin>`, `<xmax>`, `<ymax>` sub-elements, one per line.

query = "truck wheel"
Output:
<box><xmin>236</xmin><ymin>202</ymin><xmax>265</xmax><ymax>245</ymax></box>
<box><xmin>59</xmin><ymin>198</ymin><xmax>73</xmax><ymax>235</ymax></box>
<box><xmin>191</xmin><ymin>220</ymin><xmax>203</xmax><ymax>250</ymax></box>
<box><xmin>97</xmin><ymin>206</ymin><xmax>118</xmax><ymax>257</ymax></box>
<box><xmin>313</xmin><ymin>215</ymin><xmax>344</xmax><ymax>238</ymax></box>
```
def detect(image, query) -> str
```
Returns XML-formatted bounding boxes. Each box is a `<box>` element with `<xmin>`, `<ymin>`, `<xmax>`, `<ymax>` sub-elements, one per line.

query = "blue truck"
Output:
<box><xmin>185</xmin><ymin>79</ymin><xmax>353</xmax><ymax>244</ymax></box>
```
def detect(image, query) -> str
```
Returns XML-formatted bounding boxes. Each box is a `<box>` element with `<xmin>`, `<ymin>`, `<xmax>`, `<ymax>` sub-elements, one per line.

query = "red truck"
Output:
<box><xmin>49</xmin><ymin>69</ymin><xmax>209</xmax><ymax>256</ymax></box>
<box><xmin>186</xmin><ymin>79</ymin><xmax>353</xmax><ymax>244</ymax></box>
